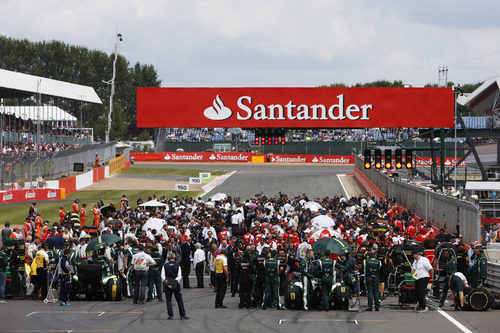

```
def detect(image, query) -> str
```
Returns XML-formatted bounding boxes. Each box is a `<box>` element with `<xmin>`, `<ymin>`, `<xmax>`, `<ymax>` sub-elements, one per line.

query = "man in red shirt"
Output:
<box><xmin>242</xmin><ymin>231</ymin><xmax>254</xmax><ymax>246</ymax></box>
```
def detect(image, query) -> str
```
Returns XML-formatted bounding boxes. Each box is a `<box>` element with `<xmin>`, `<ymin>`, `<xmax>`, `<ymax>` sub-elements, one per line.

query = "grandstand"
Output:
<box><xmin>157</xmin><ymin>116</ymin><xmax>492</xmax><ymax>150</ymax></box>
<box><xmin>0</xmin><ymin>69</ymin><xmax>102</xmax><ymax>189</ymax></box>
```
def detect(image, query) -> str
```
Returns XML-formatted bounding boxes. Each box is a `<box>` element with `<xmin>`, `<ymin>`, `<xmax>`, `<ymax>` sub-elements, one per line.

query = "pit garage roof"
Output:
<box><xmin>0</xmin><ymin>105</ymin><xmax>77</xmax><ymax>122</ymax></box>
<box><xmin>458</xmin><ymin>76</ymin><xmax>500</xmax><ymax>115</ymax></box>
<box><xmin>0</xmin><ymin>69</ymin><xmax>102</xmax><ymax>104</ymax></box>
<box><xmin>465</xmin><ymin>181</ymin><xmax>500</xmax><ymax>191</ymax></box>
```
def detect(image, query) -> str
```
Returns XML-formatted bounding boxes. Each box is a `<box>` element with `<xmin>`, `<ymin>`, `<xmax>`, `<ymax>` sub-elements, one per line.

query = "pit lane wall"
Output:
<box><xmin>354</xmin><ymin>155</ymin><xmax>480</xmax><ymax>244</ymax></box>
<box><xmin>130</xmin><ymin>152</ymin><xmax>355</xmax><ymax>164</ymax></box>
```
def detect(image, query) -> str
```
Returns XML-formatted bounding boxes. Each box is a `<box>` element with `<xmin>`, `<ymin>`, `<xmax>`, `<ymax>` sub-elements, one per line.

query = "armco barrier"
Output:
<box><xmin>76</xmin><ymin>171</ymin><xmax>94</xmax><ymax>190</ymax></box>
<box><xmin>0</xmin><ymin>188</ymin><xmax>65</xmax><ymax>204</ymax></box>
<box><xmin>354</xmin><ymin>155</ymin><xmax>480</xmax><ymax>244</ymax></box>
<box><xmin>93</xmin><ymin>167</ymin><xmax>105</xmax><ymax>182</ymax></box>
<box><xmin>59</xmin><ymin>176</ymin><xmax>76</xmax><ymax>195</ymax></box>
<box><xmin>354</xmin><ymin>167</ymin><xmax>386</xmax><ymax>201</ymax></box>
<box><xmin>131</xmin><ymin>152</ymin><xmax>355</xmax><ymax>164</ymax></box>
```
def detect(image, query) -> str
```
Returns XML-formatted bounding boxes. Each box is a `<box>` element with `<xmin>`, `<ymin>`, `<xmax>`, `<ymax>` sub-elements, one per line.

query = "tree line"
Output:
<box><xmin>0</xmin><ymin>35</ymin><xmax>161</xmax><ymax>141</ymax></box>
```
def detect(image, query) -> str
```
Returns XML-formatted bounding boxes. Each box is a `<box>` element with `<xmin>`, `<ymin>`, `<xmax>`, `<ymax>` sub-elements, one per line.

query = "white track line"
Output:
<box><xmin>336</xmin><ymin>174</ymin><xmax>350</xmax><ymax>198</ymax></box>
<box><xmin>437</xmin><ymin>309</ymin><xmax>473</xmax><ymax>333</ymax></box>
<box><xmin>201</xmin><ymin>171</ymin><xmax>236</xmax><ymax>196</ymax></box>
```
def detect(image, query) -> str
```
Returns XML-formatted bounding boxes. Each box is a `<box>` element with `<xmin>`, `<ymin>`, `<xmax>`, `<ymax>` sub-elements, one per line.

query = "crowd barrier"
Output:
<box><xmin>0</xmin><ymin>154</ymin><xmax>130</xmax><ymax>205</ymax></box>
<box><xmin>109</xmin><ymin>154</ymin><xmax>127</xmax><ymax>175</ymax></box>
<box><xmin>0</xmin><ymin>188</ymin><xmax>65</xmax><ymax>204</ymax></box>
<box><xmin>131</xmin><ymin>152</ymin><xmax>355</xmax><ymax>164</ymax></box>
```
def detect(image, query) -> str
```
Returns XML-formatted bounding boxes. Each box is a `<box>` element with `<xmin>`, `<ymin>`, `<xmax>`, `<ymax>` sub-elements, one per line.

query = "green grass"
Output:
<box><xmin>0</xmin><ymin>190</ymin><xmax>202</xmax><ymax>226</ymax></box>
<box><xmin>0</xmin><ymin>166</ymin><xmax>225</xmax><ymax>226</ymax></box>
<box><xmin>122</xmin><ymin>168</ymin><xmax>228</xmax><ymax>177</ymax></box>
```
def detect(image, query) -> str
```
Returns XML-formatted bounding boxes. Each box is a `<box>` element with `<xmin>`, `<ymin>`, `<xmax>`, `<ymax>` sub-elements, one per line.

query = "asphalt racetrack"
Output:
<box><xmin>5</xmin><ymin>162</ymin><xmax>497</xmax><ymax>333</ymax></box>
<box><xmin>134</xmin><ymin>162</ymin><xmax>357</xmax><ymax>199</ymax></box>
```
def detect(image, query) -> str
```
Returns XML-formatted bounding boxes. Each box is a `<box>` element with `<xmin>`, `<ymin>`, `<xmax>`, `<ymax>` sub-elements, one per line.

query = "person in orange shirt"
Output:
<box><xmin>24</xmin><ymin>217</ymin><xmax>34</xmax><ymax>242</ymax></box>
<box><xmin>35</xmin><ymin>213</ymin><xmax>43</xmax><ymax>238</ymax></box>
<box><xmin>80</xmin><ymin>203</ymin><xmax>87</xmax><ymax>226</ymax></box>
<box><xmin>59</xmin><ymin>207</ymin><xmax>66</xmax><ymax>223</ymax></box>
<box><xmin>92</xmin><ymin>204</ymin><xmax>101</xmax><ymax>227</ymax></box>
<box><xmin>72</xmin><ymin>199</ymin><xmax>80</xmax><ymax>214</ymax></box>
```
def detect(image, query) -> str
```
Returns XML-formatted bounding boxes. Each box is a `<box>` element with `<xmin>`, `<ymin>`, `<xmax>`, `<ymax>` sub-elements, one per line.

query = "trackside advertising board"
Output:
<box><xmin>137</xmin><ymin>87</ymin><xmax>454</xmax><ymax>128</ymax></box>
<box><xmin>130</xmin><ymin>152</ymin><xmax>354</xmax><ymax>164</ymax></box>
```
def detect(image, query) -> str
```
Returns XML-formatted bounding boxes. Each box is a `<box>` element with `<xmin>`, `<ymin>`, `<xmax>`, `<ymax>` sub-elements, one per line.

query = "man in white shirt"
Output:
<box><xmin>411</xmin><ymin>250</ymin><xmax>433</xmax><ymax>313</ymax></box>
<box><xmin>231</xmin><ymin>211</ymin><xmax>244</xmax><ymax>227</ymax></box>
<box><xmin>193</xmin><ymin>243</ymin><xmax>206</xmax><ymax>288</ymax></box>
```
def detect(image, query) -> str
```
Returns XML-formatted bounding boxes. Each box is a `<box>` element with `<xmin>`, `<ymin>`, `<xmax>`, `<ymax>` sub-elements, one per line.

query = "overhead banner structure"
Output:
<box><xmin>137</xmin><ymin>87</ymin><xmax>454</xmax><ymax>128</ymax></box>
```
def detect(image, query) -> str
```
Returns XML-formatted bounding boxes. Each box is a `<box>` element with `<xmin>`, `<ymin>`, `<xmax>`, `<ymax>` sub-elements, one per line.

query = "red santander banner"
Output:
<box><xmin>0</xmin><ymin>188</ymin><xmax>64</xmax><ymax>204</ymax></box>
<box><xmin>269</xmin><ymin>154</ymin><xmax>354</xmax><ymax>164</ymax></box>
<box><xmin>137</xmin><ymin>87</ymin><xmax>454</xmax><ymax>128</ymax></box>
<box><xmin>131</xmin><ymin>152</ymin><xmax>254</xmax><ymax>162</ymax></box>
<box><xmin>416</xmin><ymin>157</ymin><xmax>466</xmax><ymax>167</ymax></box>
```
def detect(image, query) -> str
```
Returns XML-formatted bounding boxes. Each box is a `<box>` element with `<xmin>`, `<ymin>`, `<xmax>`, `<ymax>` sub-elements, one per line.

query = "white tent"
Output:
<box><xmin>304</xmin><ymin>201</ymin><xmax>323</xmax><ymax>213</ymax></box>
<box><xmin>210</xmin><ymin>193</ymin><xmax>227</xmax><ymax>201</ymax></box>
<box><xmin>311</xmin><ymin>214</ymin><xmax>336</xmax><ymax>229</ymax></box>
<box><xmin>142</xmin><ymin>218</ymin><xmax>166</xmax><ymax>232</ymax></box>
<box><xmin>0</xmin><ymin>105</ymin><xmax>77</xmax><ymax>122</ymax></box>
<box><xmin>0</xmin><ymin>69</ymin><xmax>102</xmax><ymax>104</ymax></box>
<box><xmin>139</xmin><ymin>199</ymin><xmax>168</xmax><ymax>207</ymax></box>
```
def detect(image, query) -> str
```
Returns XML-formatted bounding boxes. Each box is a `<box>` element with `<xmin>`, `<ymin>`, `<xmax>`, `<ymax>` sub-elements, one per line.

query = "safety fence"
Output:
<box><xmin>354</xmin><ymin>155</ymin><xmax>481</xmax><ymax>244</ymax></box>
<box><xmin>109</xmin><ymin>154</ymin><xmax>128</xmax><ymax>176</ymax></box>
<box><xmin>130</xmin><ymin>152</ymin><xmax>355</xmax><ymax>165</ymax></box>
<box><xmin>486</xmin><ymin>261</ymin><xmax>500</xmax><ymax>296</ymax></box>
<box><xmin>0</xmin><ymin>142</ymin><xmax>117</xmax><ymax>190</ymax></box>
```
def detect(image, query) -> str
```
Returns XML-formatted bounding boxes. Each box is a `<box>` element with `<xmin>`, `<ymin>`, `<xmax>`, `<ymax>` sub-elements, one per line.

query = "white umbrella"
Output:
<box><xmin>311</xmin><ymin>228</ymin><xmax>342</xmax><ymax>240</ymax></box>
<box><xmin>210</xmin><ymin>193</ymin><xmax>227</xmax><ymax>201</ymax></box>
<box><xmin>304</xmin><ymin>201</ymin><xmax>323</xmax><ymax>213</ymax></box>
<box><xmin>139</xmin><ymin>200</ymin><xmax>168</xmax><ymax>207</ymax></box>
<box><xmin>142</xmin><ymin>218</ymin><xmax>166</xmax><ymax>232</ymax></box>
<box><xmin>311</xmin><ymin>214</ymin><xmax>335</xmax><ymax>229</ymax></box>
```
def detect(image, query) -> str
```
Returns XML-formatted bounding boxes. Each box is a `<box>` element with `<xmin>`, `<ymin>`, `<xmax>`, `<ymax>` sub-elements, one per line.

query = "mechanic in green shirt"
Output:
<box><xmin>0</xmin><ymin>246</ymin><xmax>8</xmax><ymax>303</ymax></box>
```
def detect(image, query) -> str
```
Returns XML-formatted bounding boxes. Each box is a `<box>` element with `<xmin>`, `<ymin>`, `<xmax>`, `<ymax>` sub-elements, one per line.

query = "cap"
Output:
<box><xmin>412</xmin><ymin>249</ymin><xmax>421</xmax><ymax>255</ymax></box>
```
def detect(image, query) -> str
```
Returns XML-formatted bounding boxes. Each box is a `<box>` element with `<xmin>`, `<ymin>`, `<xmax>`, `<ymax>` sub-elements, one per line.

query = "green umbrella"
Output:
<box><xmin>312</xmin><ymin>237</ymin><xmax>352</xmax><ymax>255</ymax></box>
<box><xmin>86</xmin><ymin>233</ymin><xmax>121</xmax><ymax>252</ymax></box>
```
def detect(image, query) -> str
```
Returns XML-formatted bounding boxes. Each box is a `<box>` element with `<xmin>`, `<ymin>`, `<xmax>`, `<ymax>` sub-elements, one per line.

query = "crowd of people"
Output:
<box><xmin>0</xmin><ymin>191</ymin><xmax>493</xmax><ymax>316</ymax></box>
<box><xmin>1</xmin><ymin>141</ymin><xmax>78</xmax><ymax>155</ymax></box>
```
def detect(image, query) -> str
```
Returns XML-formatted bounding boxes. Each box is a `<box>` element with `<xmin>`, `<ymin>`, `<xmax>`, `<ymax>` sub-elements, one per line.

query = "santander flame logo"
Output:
<box><xmin>204</xmin><ymin>95</ymin><xmax>233</xmax><ymax>120</ymax></box>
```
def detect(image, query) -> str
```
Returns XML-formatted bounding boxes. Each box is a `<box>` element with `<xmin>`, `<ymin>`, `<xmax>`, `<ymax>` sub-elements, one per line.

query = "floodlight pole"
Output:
<box><xmin>105</xmin><ymin>34</ymin><xmax>122</xmax><ymax>143</ymax></box>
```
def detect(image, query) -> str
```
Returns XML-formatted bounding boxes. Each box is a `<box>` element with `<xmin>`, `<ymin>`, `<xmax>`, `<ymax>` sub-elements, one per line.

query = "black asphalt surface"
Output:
<box><xmin>134</xmin><ymin>162</ymin><xmax>354</xmax><ymax>199</ymax></box>
<box><xmin>5</xmin><ymin>162</ymin><xmax>497</xmax><ymax>332</ymax></box>
<box><xmin>3</xmin><ymin>277</ymin><xmax>497</xmax><ymax>333</ymax></box>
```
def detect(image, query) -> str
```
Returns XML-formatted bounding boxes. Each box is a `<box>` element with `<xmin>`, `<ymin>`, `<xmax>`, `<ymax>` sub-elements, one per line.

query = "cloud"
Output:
<box><xmin>0</xmin><ymin>0</ymin><xmax>499</xmax><ymax>87</ymax></box>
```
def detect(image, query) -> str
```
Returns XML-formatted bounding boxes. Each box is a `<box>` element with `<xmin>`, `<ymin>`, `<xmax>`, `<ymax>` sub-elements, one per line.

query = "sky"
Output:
<box><xmin>1</xmin><ymin>0</ymin><xmax>500</xmax><ymax>87</ymax></box>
